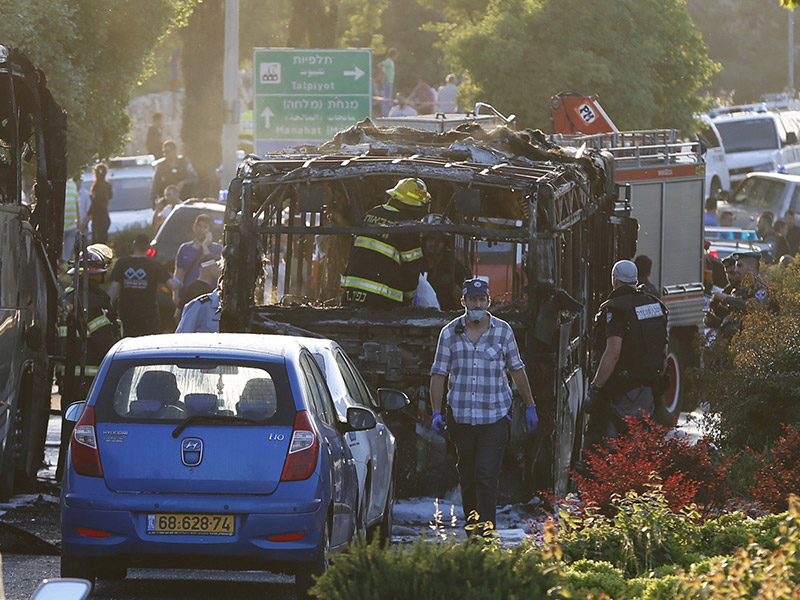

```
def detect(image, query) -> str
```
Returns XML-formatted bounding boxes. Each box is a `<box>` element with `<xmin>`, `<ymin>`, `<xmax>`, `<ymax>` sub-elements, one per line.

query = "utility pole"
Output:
<box><xmin>220</xmin><ymin>0</ymin><xmax>240</xmax><ymax>193</ymax></box>
<box><xmin>790</xmin><ymin>8</ymin><xmax>795</xmax><ymax>97</ymax></box>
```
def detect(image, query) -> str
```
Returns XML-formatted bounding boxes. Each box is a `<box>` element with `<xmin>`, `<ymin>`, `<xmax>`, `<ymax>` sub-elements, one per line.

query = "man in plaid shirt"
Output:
<box><xmin>429</xmin><ymin>278</ymin><xmax>538</xmax><ymax>533</ymax></box>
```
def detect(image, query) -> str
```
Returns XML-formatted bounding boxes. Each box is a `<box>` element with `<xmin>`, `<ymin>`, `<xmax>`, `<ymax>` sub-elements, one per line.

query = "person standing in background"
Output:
<box><xmin>62</xmin><ymin>177</ymin><xmax>80</xmax><ymax>261</ymax></box>
<box><xmin>436</xmin><ymin>74</ymin><xmax>459</xmax><ymax>113</ymax></box>
<box><xmin>146</xmin><ymin>112</ymin><xmax>164</xmax><ymax>159</ymax></box>
<box><xmin>87</xmin><ymin>163</ymin><xmax>112</xmax><ymax>244</ymax></box>
<box><xmin>149</xmin><ymin>140</ymin><xmax>198</xmax><ymax>207</ymax></box>
<box><xmin>108</xmin><ymin>233</ymin><xmax>179</xmax><ymax>337</ymax></box>
<box><xmin>76</xmin><ymin>174</ymin><xmax>91</xmax><ymax>237</ymax></box>
<box><xmin>380</xmin><ymin>49</ymin><xmax>398</xmax><ymax>117</ymax></box>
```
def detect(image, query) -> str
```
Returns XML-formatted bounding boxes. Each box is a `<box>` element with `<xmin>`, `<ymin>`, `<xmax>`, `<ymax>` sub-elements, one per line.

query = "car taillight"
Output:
<box><xmin>70</xmin><ymin>406</ymin><xmax>103</xmax><ymax>477</ymax></box>
<box><xmin>281</xmin><ymin>411</ymin><xmax>318</xmax><ymax>481</ymax></box>
<box><xmin>146</xmin><ymin>247</ymin><xmax>157</xmax><ymax>257</ymax></box>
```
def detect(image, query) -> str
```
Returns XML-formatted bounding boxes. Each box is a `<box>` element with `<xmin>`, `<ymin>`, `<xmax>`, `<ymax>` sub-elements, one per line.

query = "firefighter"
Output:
<box><xmin>56</xmin><ymin>245</ymin><xmax>121</xmax><ymax>478</ymax></box>
<box><xmin>582</xmin><ymin>260</ymin><xmax>668</xmax><ymax>450</ymax></box>
<box><xmin>341</xmin><ymin>177</ymin><xmax>429</xmax><ymax>308</ymax></box>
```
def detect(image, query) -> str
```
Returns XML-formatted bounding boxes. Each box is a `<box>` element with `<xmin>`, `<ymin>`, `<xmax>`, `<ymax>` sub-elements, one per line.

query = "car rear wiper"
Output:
<box><xmin>172</xmin><ymin>415</ymin><xmax>257</xmax><ymax>438</ymax></box>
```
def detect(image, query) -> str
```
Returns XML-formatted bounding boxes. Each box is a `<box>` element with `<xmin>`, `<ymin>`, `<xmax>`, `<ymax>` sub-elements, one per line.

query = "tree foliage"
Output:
<box><xmin>688</xmin><ymin>0</ymin><xmax>794</xmax><ymax>104</ymax></box>
<box><xmin>434</xmin><ymin>0</ymin><xmax>718</xmax><ymax>132</ymax></box>
<box><xmin>0</xmin><ymin>0</ymin><xmax>194</xmax><ymax>176</ymax></box>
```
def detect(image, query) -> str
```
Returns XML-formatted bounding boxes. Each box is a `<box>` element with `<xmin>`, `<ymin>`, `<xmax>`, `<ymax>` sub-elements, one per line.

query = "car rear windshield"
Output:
<box><xmin>93</xmin><ymin>359</ymin><xmax>295</xmax><ymax>425</ymax></box>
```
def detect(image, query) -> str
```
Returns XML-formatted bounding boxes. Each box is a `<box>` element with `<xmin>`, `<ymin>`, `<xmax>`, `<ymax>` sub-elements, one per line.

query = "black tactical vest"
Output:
<box><xmin>593</xmin><ymin>286</ymin><xmax>668</xmax><ymax>390</ymax></box>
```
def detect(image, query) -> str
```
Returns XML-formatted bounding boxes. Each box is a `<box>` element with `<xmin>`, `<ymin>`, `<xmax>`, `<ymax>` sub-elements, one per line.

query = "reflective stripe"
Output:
<box><xmin>400</xmin><ymin>247</ymin><xmax>423</xmax><ymax>262</ymax></box>
<box><xmin>341</xmin><ymin>276</ymin><xmax>403</xmax><ymax>302</ymax></box>
<box><xmin>64</xmin><ymin>180</ymin><xmax>79</xmax><ymax>230</ymax></box>
<box><xmin>87</xmin><ymin>314</ymin><xmax>111</xmax><ymax>333</ymax></box>
<box><xmin>57</xmin><ymin>326</ymin><xmax>68</xmax><ymax>337</ymax></box>
<box><xmin>74</xmin><ymin>366</ymin><xmax>99</xmax><ymax>376</ymax></box>
<box><xmin>353</xmin><ymin>236</ymin><xmax>401</xmax><ymax>264</ymax></box>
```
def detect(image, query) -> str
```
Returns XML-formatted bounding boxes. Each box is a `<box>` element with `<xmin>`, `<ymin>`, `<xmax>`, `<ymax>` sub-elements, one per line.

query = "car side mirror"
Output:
<box><xmin>345</xmin><ymin>406</ymin><xmax>377</xmax><ymax>431</ymax></box>
<box><xmin>64</xmin><ymin>402</ymin><xmax>86</xmax><ymax>423</ymax></box>
<box><xmin>32</xmin><ymin>579</ymin><xmax>92</xmax><ymax>600</ymax></box>
<box><xmin>377</xmin><ymin>388</ymin><xmax>409</xmax><ymax>412</ymax></box>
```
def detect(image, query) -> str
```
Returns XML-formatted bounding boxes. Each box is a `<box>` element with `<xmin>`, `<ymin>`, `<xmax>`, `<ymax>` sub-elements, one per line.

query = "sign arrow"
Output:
<box><xmin>343</xmin><ymin>66</ymin><xmax>365</xmax><ymax>81</ymax></box>
<box><xmin>261</xmin><ymin>106</ymin><xmax>274</xmax><ymax>129</ymax></box>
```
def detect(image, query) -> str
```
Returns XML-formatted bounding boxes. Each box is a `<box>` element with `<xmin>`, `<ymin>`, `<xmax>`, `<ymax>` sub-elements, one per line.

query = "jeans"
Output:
<box><xmin>447</xmin><ymin>416</ymin><xmax>509</xmax><ymax>528</ymax></box>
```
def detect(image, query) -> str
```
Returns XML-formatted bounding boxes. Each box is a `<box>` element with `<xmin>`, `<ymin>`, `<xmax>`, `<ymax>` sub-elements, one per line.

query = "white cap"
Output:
<box><xmin>612</xmin><ymin>260</ymin><xmax>638</xmax><ymax>284</ymax></box>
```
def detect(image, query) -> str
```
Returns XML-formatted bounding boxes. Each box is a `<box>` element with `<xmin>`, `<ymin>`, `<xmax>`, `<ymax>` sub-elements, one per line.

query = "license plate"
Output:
<box><xmin>146</xmin><ymin>513</ymin><xmax>235</xmax><ymax>536</ymax></box>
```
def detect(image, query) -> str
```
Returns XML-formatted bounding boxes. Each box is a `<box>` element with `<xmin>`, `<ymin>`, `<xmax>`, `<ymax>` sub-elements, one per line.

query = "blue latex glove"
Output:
<box><xmin>525</xmin><ymin>405</ymin><xmax>539</xmax><ymax>432</ymax></box>
<box><xmin>431</xmin><ymin>411</ymin><xmax>446</xmax><ymax>435</ymax></box>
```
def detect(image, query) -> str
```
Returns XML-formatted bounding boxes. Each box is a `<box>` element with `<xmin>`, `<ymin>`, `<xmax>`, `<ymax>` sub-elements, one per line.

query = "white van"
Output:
<box><xmin>707</xmin><ymin>106</ymin><xmax>800</xmax><ymax>189</ymax></box>
<box><xmin>718</xmin><ymin>171</ymin><xmax>800</xmax><ymax>227</ymax></box>
<box><xmin>696</xmin><ymin>115</ymin><xmax>731</xmax><ymax>199</ymax></box>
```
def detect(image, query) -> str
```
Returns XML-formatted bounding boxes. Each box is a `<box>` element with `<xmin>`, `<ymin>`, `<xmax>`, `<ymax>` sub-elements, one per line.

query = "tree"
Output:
<box><xmin>435</xmin><ymin>0</ymin><xmax>718</xmax><ymax>132</ymax></box>
<box><xmin>287</xmin><ymin>0</ymin><xmax>338</xmax><ymax>48</ymax></box>
<box><xmin>688</xmin><ymin>0</ymin><xmax>794</xmax><ymax>103</ymax></box>
<box><xmin>0</xmin><ymin>0</ymin><xmax>194</xmax><ymax>175</ymax></box>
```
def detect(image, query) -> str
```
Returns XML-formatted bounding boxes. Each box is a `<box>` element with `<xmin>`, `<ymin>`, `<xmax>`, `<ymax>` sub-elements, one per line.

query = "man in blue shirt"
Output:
<box><xmin>429</xmin><ymin>278</ymin><xmax>538</xmax><ymax>534</ymax></box>
<box><xmin>173</xmin><ymin>213</ymin><xmax>222</xmax><ymax>305</ymax></box>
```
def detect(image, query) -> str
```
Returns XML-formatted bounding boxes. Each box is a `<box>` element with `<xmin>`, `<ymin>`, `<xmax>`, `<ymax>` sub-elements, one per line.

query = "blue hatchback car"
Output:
<box><xmin>60</xmin><ymin>333</ymin><xmax>374</xmax><ymax>598</ymax></box>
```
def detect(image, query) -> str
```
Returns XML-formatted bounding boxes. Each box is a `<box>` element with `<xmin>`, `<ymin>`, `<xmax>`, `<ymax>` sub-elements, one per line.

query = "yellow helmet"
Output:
<box><xmin>386</xmin><ymin>178</ymin><xmax>431</xmax><ymax>207</ymax></box>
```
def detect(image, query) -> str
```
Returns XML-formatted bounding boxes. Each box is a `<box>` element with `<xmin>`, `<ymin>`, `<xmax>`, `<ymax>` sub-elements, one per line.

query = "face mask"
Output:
<box><xmin>466</xmin><ymin>308</ymin><xmax>486</xmax><ymax>324</ymax></box>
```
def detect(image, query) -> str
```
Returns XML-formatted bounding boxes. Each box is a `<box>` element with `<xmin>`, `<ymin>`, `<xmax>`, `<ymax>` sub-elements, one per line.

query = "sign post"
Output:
<box><xmin>253</xmin><ymin>48</ymin><xmax>372</xmax><ymax>153</ymax></box>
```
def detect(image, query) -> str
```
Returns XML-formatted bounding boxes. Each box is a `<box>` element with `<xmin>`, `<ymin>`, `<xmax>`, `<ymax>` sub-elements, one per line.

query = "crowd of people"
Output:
<box><xmin>372</xmin><ymin>49</ymin><xmax>463</xmax><ymax>117</ymax></box>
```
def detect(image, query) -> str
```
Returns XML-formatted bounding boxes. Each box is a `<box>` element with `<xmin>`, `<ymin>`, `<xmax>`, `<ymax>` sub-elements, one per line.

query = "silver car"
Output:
<box><xmin>299</xmin><ymin>337</ymin><xmax>408</xmax><ymax>541</ymax></box>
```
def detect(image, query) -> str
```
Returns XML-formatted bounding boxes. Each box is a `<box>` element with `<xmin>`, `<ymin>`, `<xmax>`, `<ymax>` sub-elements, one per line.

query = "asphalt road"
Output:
<box><xmin>1</xmin><ymin>555</ymin><xmax>299</xmax><ymax>600</ymax></box>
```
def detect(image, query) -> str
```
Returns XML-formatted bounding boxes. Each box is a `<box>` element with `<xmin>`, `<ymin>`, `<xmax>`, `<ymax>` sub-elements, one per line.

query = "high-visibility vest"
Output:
<box><xmin>64</xmin><ymin>179</ymin><xmax>79</xmax><ymax>231</ymax></box>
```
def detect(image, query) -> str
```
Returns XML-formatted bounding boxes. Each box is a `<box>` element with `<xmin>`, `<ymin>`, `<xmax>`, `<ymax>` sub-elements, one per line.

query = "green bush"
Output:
<box><xmin>311</xmin><ymin>536</ymin><xmax>559</xmax><ymax>600</ymax></box>
<box><xmin>549</xmin><ymin>484</ymin><xmax>702</xmax><ymax>577</ymax></box>
<box><xmin>675</xmin><ymin>495</ymin><xmax>800</xmax><ymax>599</ymax></box>
<box><xmin>559</xmin><ymin>560</ymin><xmax>633</xmax><ymax>599</ymax></box>
<box><xmin>692</xmin><ymin>266</ymin><xmax>800</xmax><ymax>452</ymax></box>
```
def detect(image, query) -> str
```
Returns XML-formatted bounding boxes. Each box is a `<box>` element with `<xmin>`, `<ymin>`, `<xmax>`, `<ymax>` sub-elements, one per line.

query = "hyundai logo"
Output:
<box><xmin>181</xmin><ymin>437</ymin><xmax>203</xmax><ymax>467</ymax></box>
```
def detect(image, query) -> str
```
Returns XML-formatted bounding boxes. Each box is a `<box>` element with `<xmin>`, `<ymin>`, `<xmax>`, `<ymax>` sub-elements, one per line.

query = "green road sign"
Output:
<box><xmin>254</xmin><ymin>48</ymin><xmax>372</xmax><ymax>152</ymax></box>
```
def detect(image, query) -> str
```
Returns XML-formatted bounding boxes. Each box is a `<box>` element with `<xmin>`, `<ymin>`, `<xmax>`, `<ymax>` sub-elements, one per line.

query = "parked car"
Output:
<box><xmin>60</xmin><ymin>333</ymin><xmax>374</xmax><ymax>598</ymax></box>
<box><xmin>80</xmin><ymin>155</ymin><xmax>155</xmax><ymax>233</ymax></box>
<box><xmin>149</xmin><ymin>199</ymin><xmax>226</xmax><ymax>265</ymax></box>
<box><xmin>299</xmin><ymin>337</ymin><xmax>408</xmax><ymax>539</ymax></box>
<box><xmin>718</xmin><ymin>171</ymin><xmax>800</xmax><ymax>227</ymax></box>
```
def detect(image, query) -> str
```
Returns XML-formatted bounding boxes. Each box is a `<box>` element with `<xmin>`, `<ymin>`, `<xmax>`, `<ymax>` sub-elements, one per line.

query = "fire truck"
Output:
<box><xmin>0</xmin><ymin>46</ymin><xmax>66</xmax><ymax>498</ymax></box>
<box><xmin>553</xmin><ymin>129</ymin><xmax>706</xmax><ymax>418</ymax></box>
<box><xmin>219</xmin><ymin>120</ymin><xmax>638</xmax><ymax>498</ymax></box>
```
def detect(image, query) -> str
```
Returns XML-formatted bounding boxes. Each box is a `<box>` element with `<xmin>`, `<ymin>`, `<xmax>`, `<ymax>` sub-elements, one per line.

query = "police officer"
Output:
<box><xmin>176</xmin><ymin>288</ymin><xmax>220</xmax><ymax>333</ymax></box>
<box><xmin>710</xmin><ymin>249</ymin><xmax>769</xmax><ymax>337</ymax></box>
<box><xmin>583</xmin><ymin>260</ymin><xmax>668</xmax><ymax>448</ymax></box>
<box><xmin>341</xmin><ymin>177</ymin><xmax>429</xmax><ymax>308</ymax></box>
<box><xmin>704</xmin><ymin>254</ymin><xmax>740</xmax><ymax>330</ymax></box>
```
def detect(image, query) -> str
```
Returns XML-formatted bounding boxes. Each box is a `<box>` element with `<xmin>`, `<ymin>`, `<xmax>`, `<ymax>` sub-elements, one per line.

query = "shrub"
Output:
<box><xmin>574</xmin><ymin>416</ymin><xmax>728</xmax><ymax>516</ymax></box>
<box><xmin>675</xmin><ymin>495</ymin><xmax>800</xmax><ymax>599</ymax></box>
<box><xmin>750</xmin><ymin>424</ymin><xmax>800</xmax><ymax>513</ymax></box>
<box><xmin>559</xmin><ymin>560</ymin><xmax>632</xmax><ymax>599</ymax></box>
<box><xmin>550</xmin><ymin>483</ymin><xmax>702</xmax><ymax>577</ymax></box>
<box><xmin>311</xmin><ymin>535</ymin><xmax>559</xmax><ymax>600</ymax></box>
<box><xmin>693</xmin><ymin>267</ymin><xmax>800</xmax><ymax>452</ymax></box>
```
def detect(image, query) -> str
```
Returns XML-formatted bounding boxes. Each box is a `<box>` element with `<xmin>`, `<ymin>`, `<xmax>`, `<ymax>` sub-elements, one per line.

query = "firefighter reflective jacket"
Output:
<box><xmin>341</xmin><ymin>204</ymin><xmax>424</xmax><ymax>307</ymax></box>
<box><xmin>57</xmin><ymin>282</ymin><xmax>121</xmax><ymax>384</ymax></box>
<box><xmin>592</xmin><ymin>285</ymin><xmax>668</xmax><ymax>391</ymax></box>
